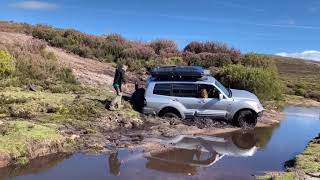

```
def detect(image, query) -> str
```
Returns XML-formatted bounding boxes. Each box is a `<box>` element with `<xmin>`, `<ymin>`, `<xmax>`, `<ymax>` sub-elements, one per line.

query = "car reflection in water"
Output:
<box><xmin>144</xmin><ymin>130</ymin><xmax>258</xmax><ymax>176</ymax></box>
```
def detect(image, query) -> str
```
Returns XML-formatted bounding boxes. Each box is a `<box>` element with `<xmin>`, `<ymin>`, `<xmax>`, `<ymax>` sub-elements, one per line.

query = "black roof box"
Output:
<box><xmin>151</xmin><ymin>66</ymin><xmax>208</xmax><ymax>80</ymax></box>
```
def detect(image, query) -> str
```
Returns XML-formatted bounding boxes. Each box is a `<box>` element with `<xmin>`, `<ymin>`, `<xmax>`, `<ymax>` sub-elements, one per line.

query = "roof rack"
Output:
<box><xmin>151</xmin><ymin>65</ymin><xmax>210</xmax><ymax>81</ymax></box>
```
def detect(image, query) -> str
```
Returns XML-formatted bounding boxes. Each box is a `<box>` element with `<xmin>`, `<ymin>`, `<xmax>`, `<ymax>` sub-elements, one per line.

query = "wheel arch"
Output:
<box><xmin>158</xmin><ymin>106</ymin><xmax>183</xmax><ymax>118</ymax></box>
<box><xmin>232</xmin><ymin>108</ymin><xmax>258</xmax><ymax>120</ymax></box>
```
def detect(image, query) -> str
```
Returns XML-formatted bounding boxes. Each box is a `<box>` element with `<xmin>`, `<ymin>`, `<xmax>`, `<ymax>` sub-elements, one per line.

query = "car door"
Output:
<box><xmin>196</xmin><ymin>84</ymin><xmax>229</xmax><ymax>119</ymax></box>
<box><xmin>171</xmin><ymin>83</ymin><xmax>199</xmax><ymax>117</ymax></box>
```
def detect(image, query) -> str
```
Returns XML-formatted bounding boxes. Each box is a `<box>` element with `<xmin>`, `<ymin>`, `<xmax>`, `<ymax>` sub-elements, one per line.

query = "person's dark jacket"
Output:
<box><xmin>113</xmin><ymin>68</ymin><xmax>126</xmax><ymax>86</ymax></box>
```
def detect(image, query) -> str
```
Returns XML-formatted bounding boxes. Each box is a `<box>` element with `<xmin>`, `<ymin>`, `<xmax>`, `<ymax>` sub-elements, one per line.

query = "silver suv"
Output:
<box><xmin>143</xmin><ymin>75</ymin><xmax>264</xmax><ymax>127</ymax></box>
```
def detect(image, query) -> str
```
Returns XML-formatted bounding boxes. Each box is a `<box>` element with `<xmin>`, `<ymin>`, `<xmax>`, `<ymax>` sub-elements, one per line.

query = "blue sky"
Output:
<box><xmin>1</xmin><ymin>0</ymin><xmax>320</xmax><ymax>59</ymax></box>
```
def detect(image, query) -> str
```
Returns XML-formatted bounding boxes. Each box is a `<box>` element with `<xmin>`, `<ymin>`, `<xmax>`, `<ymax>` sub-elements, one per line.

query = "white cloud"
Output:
<box><xmin>276</xmin><ymin>50</ymin><xmax>320</xmax><ymax>61</ymax></box>
<box><xmin>10</xmin><ymin>1</ymin><xmax>58</xmax><ymax>10</ymax></box>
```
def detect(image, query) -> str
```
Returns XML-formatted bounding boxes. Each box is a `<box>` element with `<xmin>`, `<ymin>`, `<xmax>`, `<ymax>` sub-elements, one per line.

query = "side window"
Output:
<box><xmin>172</xmin><ymin>84</ymin><xmax>197</xmax><ymax>97</ymax></box>
<box><xmin>153</xmin><ymin>83</ymin><xmax>171</xmax><ymax>96</ymax></box>
<box><xmin>198</xmin><ymin>84</ymin><xmax>220</xmax><ymax>99</ymax></box>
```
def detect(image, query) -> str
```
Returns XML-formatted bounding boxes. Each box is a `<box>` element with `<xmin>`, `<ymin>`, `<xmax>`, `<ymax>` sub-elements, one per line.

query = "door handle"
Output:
<box><xmin>172</xmin><ymin>98</ymin><xmax>179</xmax><ymax>102</ymax></box>
<box><xmin>198</xmin><ymin>100</ymin><xmax>205</xmax><ymax>103</ymax></box>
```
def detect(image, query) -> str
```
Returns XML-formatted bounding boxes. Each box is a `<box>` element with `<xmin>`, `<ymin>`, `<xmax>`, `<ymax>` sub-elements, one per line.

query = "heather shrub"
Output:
<box><xmin>216</xmin><ymin>64</ymin><xmax>283</xmax><ymax>101</ymax></box>
<box><xmin>32</xmin><ymin>25</ymin><xmax>130</xmax><ymax>60</ymax></box>
<box><xmin>159</xmin><ymin>47</ymin><xmax>180</xmax><ymax>57</ymax></box>
<box><xmin>198</xmin><ymin>52</ymin><xmax>233</xmax><ymax>67</ymax></box>
<box><xmin>0</xmin><ymin>38</ymin><xmax>79</xmax><ymax>91</ymax></box>
<box><xmin>183</xmin><ymin>52</ymin><xmax>201</xmax><ymax>65</ymax></box>
<box><xmin>0</xmin><ymin>50</ymin><xmax>15</xmax><ymax>77</ymax></box>
<box><xmin>117</xmin><ymin>58</ymin><xmax>144</xmax><ymax>73</ymax></box>
<box><xmin>183</xmin><ymin>52</ymin><xmax>233</xmax><ymax>68</ymax></box>
<box><xmin>183</xmin><ymin>42</ymin><xmax>240</xmax><ymax>68</ymax></box>
<box><xmin>184</xmin><ymin>41</ymin><xmax>240</xmax><ymax>55</ymax></box>
<box><xmin>164</xmin><ymin>56</ymin><xmax>184</xmax><ymax>65</ymax></box>
<box><xmin>149</xmin><ymin>39</ymin><xmax>178</xmax><ymax>55</ymax></box>
<box><xmin>120</xmin><ymin>45</ymin><xmax>155</xmax><ymax>60</ymax></box>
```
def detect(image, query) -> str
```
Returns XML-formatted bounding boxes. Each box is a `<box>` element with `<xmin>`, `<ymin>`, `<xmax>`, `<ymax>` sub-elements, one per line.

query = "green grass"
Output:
<box><xmin>0</xmin><ymin>121</ymin><xmax>64</xmax><ymax>164</ymax></box>
<box><xmin>257</xmin><ymin>172</ymin><xmax>296</xmax><ymax>180</ymax></box>
<box><xmin>296</xmin><ymin>141</ymin><xmax>320</xmax><ymax>173</ymax></box>
<box><xmin>0</xmin><ymin>87</ymin><xmax>140</xmax><ymax>130</ymax></box>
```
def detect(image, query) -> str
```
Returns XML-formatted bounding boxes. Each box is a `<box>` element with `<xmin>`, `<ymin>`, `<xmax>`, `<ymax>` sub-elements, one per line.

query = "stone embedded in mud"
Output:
<box><xmin>70</xmin><ymin>134</ymin><xmax>80</xmax><ymax>140</ymax></box>
<box><xmin>0</xmin><ymin>121</ymin><xmax>3</xmax><ymax>125</ymax></box>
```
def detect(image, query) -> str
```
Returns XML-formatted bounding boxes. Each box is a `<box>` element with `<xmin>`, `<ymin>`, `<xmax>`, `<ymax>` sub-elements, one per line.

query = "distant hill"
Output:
<box><xmin>271</xmin><ymin>55</ymin><xmax>320</xmax><ymax>101</ymax></box>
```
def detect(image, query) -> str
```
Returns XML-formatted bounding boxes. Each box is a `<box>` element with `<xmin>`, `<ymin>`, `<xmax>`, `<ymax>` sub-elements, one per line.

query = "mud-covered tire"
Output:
<box><xmin>234</xmin><ymin>110</ymin><xmax>257</xmax><ymax>129</ymax></box>
<box><xmin>162</xmin><ymin>112</ymin><xmax>180</xmax><ymax>119</ymax></box>
<box><xmin>159</xmin><ymin>107</ymin><xmax>182</xmax><ymax>120</ymax></box>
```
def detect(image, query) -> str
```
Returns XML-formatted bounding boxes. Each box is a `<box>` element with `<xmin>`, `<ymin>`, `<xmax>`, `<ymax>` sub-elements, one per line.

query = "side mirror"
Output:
<box><xmin>219</xmin><ymin>93</ymin><xmax>224</xmax><ymax>100</ymax></box>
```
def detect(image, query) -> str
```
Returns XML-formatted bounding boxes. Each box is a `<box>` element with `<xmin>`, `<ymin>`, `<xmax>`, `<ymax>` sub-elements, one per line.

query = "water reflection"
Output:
<box><xmin>108</xmin><ymin>152</ymin><xmax>121</xmax><ymax>176</ymax></box>
<box><xmin>0</xmin><ymin>153</ymin><xmax>71</xmax><ymax>180</ymax></box>
<box><xmin>143</xmin><ymin>127</ymin><xmax>277</xmax><ymax>175</ymax></box>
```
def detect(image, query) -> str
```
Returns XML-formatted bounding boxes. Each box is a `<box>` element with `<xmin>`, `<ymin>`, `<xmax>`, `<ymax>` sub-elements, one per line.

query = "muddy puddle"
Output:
<box><xmin>1</xmin><ymin>106</ymin><xmax>320</xmax><ymax>180</ymax></box>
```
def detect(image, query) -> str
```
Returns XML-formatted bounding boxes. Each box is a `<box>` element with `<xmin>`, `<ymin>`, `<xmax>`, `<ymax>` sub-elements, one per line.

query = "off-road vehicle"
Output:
<box><xmin>142</xmin><ymin>66</ymin><xmax>264</xmax><ymax>127</ymax></box>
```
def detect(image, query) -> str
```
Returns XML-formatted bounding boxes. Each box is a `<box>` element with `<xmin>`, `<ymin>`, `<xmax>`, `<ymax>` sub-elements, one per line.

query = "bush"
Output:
<box><xmin>0</xmin><ymin>37</ymin><xmax>79</xmax><ymax>92</ymax></box>
<box><xmin>57</xmin><ymin>68</ymin><xmax>78</xmax><ymax>84</ymax></box>
<box><xmin>0</xmin><ymin>51</ymin><xmax>15</xmax><ymax>77</ymax></box>
<box><xmin>183</xmin><ymin>42</ymin><xmax>240</xmax><ymax>68</ymax></box>
<box><xmin>120</xmin><ymin>45</ymin><xmax>155</xmax><ymax>60</ymax></box>
<box><xmin>216</xmin><ymin>64</ymin><xmax>283</xmax><ymax>101</ymax></box>
<box><xmin>183</xmin><ymin>52</ymin><xmax>201</xmax><ymax>65</ymax></box>
<box><xmin>183</xmin><ymin>52</ymin><xmax>233</xmax><ymax>68</ymax></box>
<box><xmin>184</xmin><ymin>41</ymin><xmax>241</xmax><ymax>55</ymax></box>
<box><xmin>149</xmin><ymin>39</ymin><xmax>178</xmax><ymax>56</ymax></box>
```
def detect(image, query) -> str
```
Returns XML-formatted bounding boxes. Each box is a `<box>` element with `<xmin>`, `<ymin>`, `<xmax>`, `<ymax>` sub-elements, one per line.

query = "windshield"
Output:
<box><xmin>215</xmin><ymin>80</ymin><xmax>231</xmax><ymax>97</ymax></box>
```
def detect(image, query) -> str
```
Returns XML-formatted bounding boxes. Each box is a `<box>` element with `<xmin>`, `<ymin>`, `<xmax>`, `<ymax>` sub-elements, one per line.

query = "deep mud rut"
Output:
<box><xmin>72</xmin><ymin>108</ymin><xmax>282</xmax><ymax>155</ymax></box>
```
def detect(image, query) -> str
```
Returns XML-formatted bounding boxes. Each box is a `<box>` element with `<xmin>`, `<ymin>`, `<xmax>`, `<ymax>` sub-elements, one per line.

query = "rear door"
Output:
<box><xmin>196</xmin><ymin>84</ymin><xmax>228</xmax><ymax>119</ymax></box>
<box><xmin>171</xmin><ymin>83</ymin><xmax>199</xmax><ymax>117</ymax></box>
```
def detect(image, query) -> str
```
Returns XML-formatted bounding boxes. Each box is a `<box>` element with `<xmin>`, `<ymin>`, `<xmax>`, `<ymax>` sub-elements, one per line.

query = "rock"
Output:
<box><xmin>0</xmin><ymin>153</ymin><xmax>10</xmax><ymax>168</ymax></box>
<box><xmin>0</xmin><ymin>121</ymin><xmax>3</xmax><ymax>125</ymax></box>
<box><xmin>70</xmin><ymin>134</ymin><xmax>80</xmax><ymax>140</ymax></box>
<box><xmin>28</xmin><ymin>84</ymin><xmax>37</xmax><ymax>92</ymax></box>
<box><xmin>306</xmin><ymin>172</ymin><xmax>320</xmax><ymax>178</ymax></box>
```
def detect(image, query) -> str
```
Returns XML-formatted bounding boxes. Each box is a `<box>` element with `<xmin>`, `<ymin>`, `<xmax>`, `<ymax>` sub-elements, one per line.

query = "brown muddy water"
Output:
<box><xmin>1</xmin><ymin>106</ymin><xmax>320</xmax><ymax>180</ymax></box>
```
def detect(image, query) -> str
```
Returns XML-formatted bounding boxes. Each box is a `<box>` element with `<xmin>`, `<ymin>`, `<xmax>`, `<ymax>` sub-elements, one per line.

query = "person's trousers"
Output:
<box><xmin>109</xmin><ymin>85</ymin><xmax>122</xmax><ymax>110</ymax></box>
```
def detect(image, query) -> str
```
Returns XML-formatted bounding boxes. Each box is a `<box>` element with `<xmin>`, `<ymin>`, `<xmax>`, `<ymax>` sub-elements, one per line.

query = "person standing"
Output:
<box><xmin>109</xmin><ymin>64</ymin><xmax>127</xmax><ymax>111</ymax></box>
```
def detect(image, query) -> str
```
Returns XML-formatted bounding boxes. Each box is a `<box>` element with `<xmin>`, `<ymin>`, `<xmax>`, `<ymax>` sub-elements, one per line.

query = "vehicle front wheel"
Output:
<box><xmin>162</xmin><ymin>112</ymin><xmax>180</xmax><ymax>119</ymax></box>
<box><xmin>234</xmin><ymin>110</ymin><xmax>257</xmax><ymax>129</ymax></box>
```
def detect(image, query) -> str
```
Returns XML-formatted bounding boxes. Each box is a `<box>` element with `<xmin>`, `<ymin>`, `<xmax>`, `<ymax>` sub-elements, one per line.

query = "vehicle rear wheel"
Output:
<box><xmin>234</xmin><ymin>110</ymin><xmax>257</xmax><ymax>129</ymax></box>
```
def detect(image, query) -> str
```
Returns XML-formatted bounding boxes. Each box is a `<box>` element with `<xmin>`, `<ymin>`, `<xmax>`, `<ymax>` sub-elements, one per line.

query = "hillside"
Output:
<box><xmin>272</xmin><ymin>55</ymin><xmax>320</xmax><ymax>101</ymax></box>
<box><xmin>0</xmin><ymin>21</ymin><xmax>319</xmax><ymax>168</ymax></box>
